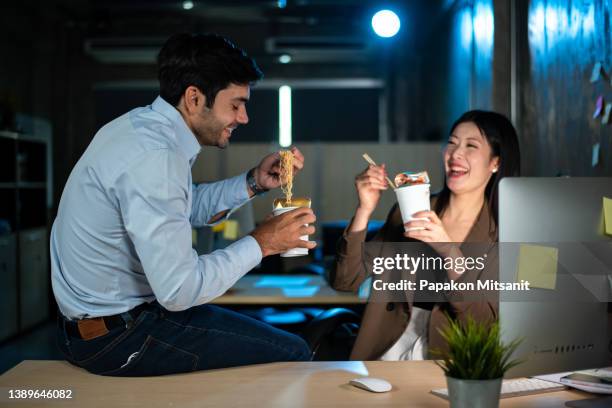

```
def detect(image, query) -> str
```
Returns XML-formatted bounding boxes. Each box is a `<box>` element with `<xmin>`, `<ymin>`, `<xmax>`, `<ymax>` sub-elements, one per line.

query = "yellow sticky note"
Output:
<box><xmin>212</xmin><ymin>221</ymin><xmax>226</xmax><ymax>233</ymax></box>
<box><xmin>604</xmin><ymin>197</ymin><xmax>612</xmax><ymax>236</ymax></box>
<box><xmin>223</xmin><ymin>220</ymin><xmax>239</xmax><ymax>240</ymax></box>
<box><xmin>516</xmin><ymin>244</ymin><xmax>559</xmax><ymax>290</ymax></box>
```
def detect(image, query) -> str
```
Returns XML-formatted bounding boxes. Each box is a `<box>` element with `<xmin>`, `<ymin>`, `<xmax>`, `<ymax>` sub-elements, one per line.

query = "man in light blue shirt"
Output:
<box><xmin>53</xmin><ymin>33</ymin><xmax>316</xmax><ymax>376</ymax></box>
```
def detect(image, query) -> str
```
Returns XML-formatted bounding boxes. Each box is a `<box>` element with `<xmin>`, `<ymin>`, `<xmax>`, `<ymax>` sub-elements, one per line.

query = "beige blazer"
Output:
<box><xmin>329</xmin><ymin>197</ymin><xmax>499</xmax><ymax>360</ymax></box>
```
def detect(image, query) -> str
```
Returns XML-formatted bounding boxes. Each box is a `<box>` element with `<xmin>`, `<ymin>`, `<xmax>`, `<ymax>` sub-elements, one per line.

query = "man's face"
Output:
<box><xmin>190</xmin><ymin>83</ymin><xmax>250</xmax><ymax>148</ymax></box>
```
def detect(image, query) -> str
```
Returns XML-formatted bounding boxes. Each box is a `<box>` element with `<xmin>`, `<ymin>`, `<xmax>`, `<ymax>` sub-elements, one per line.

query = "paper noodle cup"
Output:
<box><xmin>394</xmin><ymin>184</ymin><xmax>431</xmax><ymax>232</ymax></box>
<box><xmin>272</xmin><ymin>197</ymin><xmax>312</xmax><ymax>257</ymax></box>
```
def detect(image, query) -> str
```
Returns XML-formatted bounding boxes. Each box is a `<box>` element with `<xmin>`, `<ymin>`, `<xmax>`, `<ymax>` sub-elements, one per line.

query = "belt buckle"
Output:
<box><xmin>77</xmin><ymin>317</ymin><xmax>109</xmax><ymax>340</ymax></box>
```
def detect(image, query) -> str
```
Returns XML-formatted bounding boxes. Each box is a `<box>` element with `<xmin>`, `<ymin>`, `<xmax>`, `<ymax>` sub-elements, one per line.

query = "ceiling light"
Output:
<box><xmin>372</xmin><ymin>10</ymin><xmax>401</xmax><ymax>38</ymax></box>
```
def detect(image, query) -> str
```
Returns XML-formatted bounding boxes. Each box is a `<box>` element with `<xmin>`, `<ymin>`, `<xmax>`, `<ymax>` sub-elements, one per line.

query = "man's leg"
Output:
<box><xmin>146</xmin><ymin>303</ymin><xmax>311</xmax><ymax>371</ymax></box>
<box><xmin>57</xmin><ymin>302</ymin><xmax>311</xmax><ymax>377</ymax></box>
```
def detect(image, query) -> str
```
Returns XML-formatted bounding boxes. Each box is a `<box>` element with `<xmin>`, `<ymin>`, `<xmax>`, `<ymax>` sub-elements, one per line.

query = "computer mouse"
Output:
<box><xmin>349</xmin><ymin>377</ymin><xmax>392</xmax><ymax>393</ymax></box>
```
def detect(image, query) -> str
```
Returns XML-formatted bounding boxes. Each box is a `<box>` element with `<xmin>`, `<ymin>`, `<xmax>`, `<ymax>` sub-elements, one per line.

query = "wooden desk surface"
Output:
<box><xmin>211</xmin><ymin>274</ymin><xmax>364</xmax><ymax>305</ymax></box>
<box><xmin>0</xmin><ymin>360</ymin><xmax>591</xmax><ymax>407</ymax></box>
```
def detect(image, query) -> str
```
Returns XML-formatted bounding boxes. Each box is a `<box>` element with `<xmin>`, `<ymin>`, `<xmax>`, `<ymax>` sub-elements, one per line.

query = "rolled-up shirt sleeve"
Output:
<box><xmin>190</xmin><ymin>172</ymin><xmax>252</xmax><ymax>227</ymax></box>
<box><xmin>115</xmin><ymin>149</ymin><xmax>262</xmax><ymax>311</ymax></box>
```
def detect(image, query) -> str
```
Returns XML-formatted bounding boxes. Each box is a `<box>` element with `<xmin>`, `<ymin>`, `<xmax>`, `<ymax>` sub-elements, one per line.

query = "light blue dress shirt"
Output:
<box><xmin>51</xmin><ymin>96</ymin><xmax>263</xmax><ymax>319</ymax></box>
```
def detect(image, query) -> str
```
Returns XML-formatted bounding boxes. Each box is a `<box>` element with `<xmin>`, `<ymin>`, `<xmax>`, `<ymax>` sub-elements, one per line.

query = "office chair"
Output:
<box><xmin>301</xmin><ymin>308</ymin><xmax>361</xmax><ymax>361</ymax></box>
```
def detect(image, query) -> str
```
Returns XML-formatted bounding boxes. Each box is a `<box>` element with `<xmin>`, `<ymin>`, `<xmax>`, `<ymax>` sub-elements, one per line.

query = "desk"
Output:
<box><xmin>0</xmin><ymin>360</ymin><xmax>591</xmax><ymax>407</ymax></box>
<box><xmin>211</xmin><ymin>274</ymin><xmax>364</xmax><ymax>305</ymax></box>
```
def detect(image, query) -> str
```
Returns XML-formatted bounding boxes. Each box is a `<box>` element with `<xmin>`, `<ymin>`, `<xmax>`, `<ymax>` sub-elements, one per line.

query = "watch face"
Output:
<box><xmin>248</xmin><ymin>169</ymin><xmax>265</xmax><ymax>194</ymax></box>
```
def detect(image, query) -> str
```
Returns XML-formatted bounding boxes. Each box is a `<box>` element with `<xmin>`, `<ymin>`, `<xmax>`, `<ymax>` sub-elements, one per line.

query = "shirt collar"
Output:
<box><xmin>151</xmin><ymin>96</ymin><xmax>201</xmax><ymax>162</ymax></box>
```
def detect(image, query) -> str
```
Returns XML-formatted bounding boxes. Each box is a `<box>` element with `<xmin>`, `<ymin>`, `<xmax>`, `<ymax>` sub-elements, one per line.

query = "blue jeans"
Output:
<box><xmin>57</xmin><ymin>302</ymin><xmax>311</xmax><ymax>376</ymax></box>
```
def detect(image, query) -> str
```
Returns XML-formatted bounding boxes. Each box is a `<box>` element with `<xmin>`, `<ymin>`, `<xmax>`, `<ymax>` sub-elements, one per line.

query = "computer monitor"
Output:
<box><xmin>498</xmin><ymin>177</ymin><xmax>612</xmax><ymax>377</ymax></box>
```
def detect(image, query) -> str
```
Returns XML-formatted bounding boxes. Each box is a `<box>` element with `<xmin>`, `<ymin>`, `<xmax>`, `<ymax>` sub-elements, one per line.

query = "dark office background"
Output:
<box><xmin>0</xmin><ymin>0</ymin><xmax>611</xmax><ymax>373</ymax></box>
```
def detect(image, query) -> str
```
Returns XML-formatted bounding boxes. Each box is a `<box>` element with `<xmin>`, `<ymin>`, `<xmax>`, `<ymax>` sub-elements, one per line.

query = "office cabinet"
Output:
<box><xmin>19</xmin><ymin>228</ymin><xmax>49</xmax><ymax>330</ymax></box>
<box><xmin>0</xmin><ymin>137</ymin><xmax>16</xmax><ymax>183</ymax></box>
<box><xmin>0</xmin><ymin>234</ymin><xmax>18</xmax><ymax>341</ymax></box>
<box><xmin>0</xmin><ymin>131</ymin><xmax>51</xmax><ymax>342</ymax></box>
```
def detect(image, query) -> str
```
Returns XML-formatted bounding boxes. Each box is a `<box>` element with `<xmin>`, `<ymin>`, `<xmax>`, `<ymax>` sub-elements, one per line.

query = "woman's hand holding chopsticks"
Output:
<box><xmin>349</xmin><ymin>163</ymin><xmax>389</xmax><ymax>232</ymax></box>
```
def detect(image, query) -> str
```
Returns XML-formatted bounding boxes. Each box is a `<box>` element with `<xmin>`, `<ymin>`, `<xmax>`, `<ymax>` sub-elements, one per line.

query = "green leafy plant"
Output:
<box><xmin>432</xmin><ymin>314</ymin><xmax>523</xmax><ymax>380</ymax></box>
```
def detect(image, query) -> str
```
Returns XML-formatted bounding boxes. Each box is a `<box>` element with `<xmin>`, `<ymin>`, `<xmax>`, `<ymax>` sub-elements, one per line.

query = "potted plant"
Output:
<box><xmin>432</xmin><ymin>314</ymin><xmax>523</xmax><ymax>408</ymax></box>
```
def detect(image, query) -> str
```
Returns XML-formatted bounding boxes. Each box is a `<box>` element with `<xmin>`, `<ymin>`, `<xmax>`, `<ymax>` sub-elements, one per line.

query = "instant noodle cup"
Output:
<box><xmin>394</xmin><ymin>172</ymin><xmax>431</xmax><ymax>232</ymax></box>
<box><xmin>394</xmin><ymin>171</ymin><xmax>430</xmax><ymax>187</ymax></box>
<box><xmin>272</xmin><ymin>197</ymin><xmax>312</xmax><ymax>257</ymax></box>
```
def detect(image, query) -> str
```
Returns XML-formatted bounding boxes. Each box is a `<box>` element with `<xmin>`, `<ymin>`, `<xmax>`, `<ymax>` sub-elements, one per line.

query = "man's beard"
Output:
<box><xmin>194</xmin><ymin>112</ymin><xmax>232</xmax><ymax>148</ymax></box>
<box><xmin>217</xmin><ymin>136</ymin><xmax>229</xmax><ymax>149</ymax></box>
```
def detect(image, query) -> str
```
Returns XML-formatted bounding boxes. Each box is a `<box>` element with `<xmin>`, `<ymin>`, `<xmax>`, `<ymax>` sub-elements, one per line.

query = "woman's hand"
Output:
<box><xmin>405</xmin><ymin>210</ymin><xmax>467</xmax><ymax>279</ymax></box>
<box><xmin>404</xmin><ymin>211</ymin><xmax>454</xmax><ymax>255</ymax></box>
<box><xmin>355</xmin><ymin>164</ymin><xmax>388</xmax><ymax>214</ymax></box>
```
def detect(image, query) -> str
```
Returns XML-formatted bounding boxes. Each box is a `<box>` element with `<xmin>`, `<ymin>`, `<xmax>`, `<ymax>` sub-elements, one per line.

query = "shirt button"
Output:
<box><xmin>386</xmin><ymin>302</ymin><xmax>395</xmax><ymax>311</ymax></box>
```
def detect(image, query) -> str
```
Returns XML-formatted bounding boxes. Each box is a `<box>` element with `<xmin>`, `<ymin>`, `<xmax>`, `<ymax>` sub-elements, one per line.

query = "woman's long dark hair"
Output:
<box><xmin>433</xmin><ymin>110</ymin><xmax>521</xmax><ymax>226</ymax></box>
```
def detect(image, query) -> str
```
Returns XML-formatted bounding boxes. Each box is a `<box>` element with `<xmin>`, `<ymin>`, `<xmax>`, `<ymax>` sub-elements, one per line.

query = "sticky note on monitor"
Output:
<box><xmin>212</xmin><ymin>221</ymin><xmax>226</xmax><ymax>233</ymax></box>
<box><xmin>223</xmin><ymin>220</ymin><xmax>239</xmax><ymax>240</ymax></box>
<box><xmin>591</xmin><ymin>143</ymin><xmax>600</xmax><ymax>167</ymax></box>
<box><xmin>604</xmin><ymin>197</ymin><xmax>612</xmax><ymax>236</ymax></box>
<box><xmin>516</xmin><ymin>244</ymin><xmax>559</xmax><ymax>290</ymax></box>
<box><xmin>590</xmin><ymin>61</ymin><xmax>603</xmax><ymax>82</ymax></box>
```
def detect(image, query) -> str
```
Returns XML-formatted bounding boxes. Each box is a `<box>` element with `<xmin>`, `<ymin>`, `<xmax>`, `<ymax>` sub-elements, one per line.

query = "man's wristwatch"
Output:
<box><xmin>246</xmin><ymin>167</ymin><xmax>268</xmax><ymax>196</ymax></box>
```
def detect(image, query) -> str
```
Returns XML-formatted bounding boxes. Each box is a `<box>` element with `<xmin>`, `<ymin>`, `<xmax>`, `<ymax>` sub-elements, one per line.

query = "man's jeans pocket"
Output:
<box><xmin>99</xmin><ymin>335</ymin><xmax>199</xmax><ymax>377</ymax></box>
<box><xmin>67</xmin><ymin>310</ymin><xmax>151</xmax><ymax>369</ymax></box>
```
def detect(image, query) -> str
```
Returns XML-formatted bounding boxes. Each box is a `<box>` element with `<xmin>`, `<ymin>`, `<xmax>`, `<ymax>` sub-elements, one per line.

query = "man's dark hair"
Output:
<box><xmin>158</xmin><ymin>33</ymin><xmax>263</xmax><ymax>107</ymax></box>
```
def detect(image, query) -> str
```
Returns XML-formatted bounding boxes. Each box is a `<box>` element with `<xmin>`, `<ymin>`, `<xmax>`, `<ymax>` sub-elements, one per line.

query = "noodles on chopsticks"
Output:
<box><xmin>279</xmin><ymin>150</ymin><xmax>294</xmax><ymax>205</ymax></box>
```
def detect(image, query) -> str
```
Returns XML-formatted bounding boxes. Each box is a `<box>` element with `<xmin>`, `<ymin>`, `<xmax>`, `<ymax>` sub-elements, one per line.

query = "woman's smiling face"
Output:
<box><xmin>443</xmin><ymin>121</ymin><xmax>500</xmax><ymax>195</ymax></box>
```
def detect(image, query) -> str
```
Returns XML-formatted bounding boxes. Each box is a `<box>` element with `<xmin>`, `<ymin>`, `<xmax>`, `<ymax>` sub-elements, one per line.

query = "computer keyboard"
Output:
<box><xmin>431</xmin><ymin>378</ymin><xmax>567</xmax><ymax>400</ymax></box>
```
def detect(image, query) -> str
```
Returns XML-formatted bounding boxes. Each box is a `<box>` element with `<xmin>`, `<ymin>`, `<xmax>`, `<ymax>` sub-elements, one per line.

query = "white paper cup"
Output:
<box><xmin>394</xmin><ymin>183</ymin><xmax>431</xmax><ymax>232</ymax></box>
<box><xmin>272</xmin><ymin>206</ymin><xmax>310</xmax><ymax>257</ymax></box>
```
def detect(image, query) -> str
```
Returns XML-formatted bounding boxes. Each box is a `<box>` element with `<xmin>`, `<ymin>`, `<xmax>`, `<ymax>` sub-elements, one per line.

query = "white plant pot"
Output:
<box><xmin>446</xmin><ymin>376</ymin><xmax>502</xmax><ymax>408</ymax></box>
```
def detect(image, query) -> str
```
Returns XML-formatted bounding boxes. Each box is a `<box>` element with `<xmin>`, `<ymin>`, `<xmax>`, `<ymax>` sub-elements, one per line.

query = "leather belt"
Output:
<box><xmin>63</xmin><ymin>302</ymin><xmax>150</xmax><ymax>340</ymax></box>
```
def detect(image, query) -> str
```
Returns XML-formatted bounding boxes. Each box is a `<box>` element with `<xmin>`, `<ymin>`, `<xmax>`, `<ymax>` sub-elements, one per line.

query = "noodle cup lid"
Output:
<box><xmin>394</xmin><ymin>171</ymin><xmax>430</xmax><ymax>188</ymax></box>
<box><xmin>273</xmin><ymin>197</ymin><xmax>311</xmax><ymax>209</ymax></box>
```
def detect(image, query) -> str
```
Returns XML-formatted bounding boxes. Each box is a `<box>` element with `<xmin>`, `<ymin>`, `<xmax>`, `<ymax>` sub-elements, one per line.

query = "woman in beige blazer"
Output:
<box><xmin>330</xmin><ymin>110</ymin><xmax>521</xmax><ymax>360</ymax></box>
